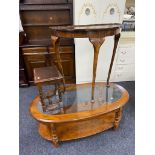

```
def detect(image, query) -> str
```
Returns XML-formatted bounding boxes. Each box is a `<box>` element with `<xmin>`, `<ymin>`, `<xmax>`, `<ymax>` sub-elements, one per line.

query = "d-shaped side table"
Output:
<box><xmin>50</xmin><ymin>24</ymin><xmax>121</xmax><ymax>101</ymax></box>
<box><xmin>29</xmin><ymin>24</ymin><xmax>129</xmax><ymax>147</ymax></box>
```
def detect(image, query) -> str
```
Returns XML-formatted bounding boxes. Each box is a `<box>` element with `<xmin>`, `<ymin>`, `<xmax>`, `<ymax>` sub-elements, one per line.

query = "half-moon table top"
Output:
<box><xmin>50</xmin><ymin>23</ymin><xmax>122</xmax><ymax>38</ymax></box>
<box><xmin>29</xmin><ymin>83</ymin><xmax>129</xmax><ymax>123</ymax></box>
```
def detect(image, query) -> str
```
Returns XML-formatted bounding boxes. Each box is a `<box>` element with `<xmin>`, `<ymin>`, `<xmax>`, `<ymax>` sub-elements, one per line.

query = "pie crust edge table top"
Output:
<box><xmin>50</xmin><ymin>23</ymin><xmax>121</xmax><ymax>38</ymax></box>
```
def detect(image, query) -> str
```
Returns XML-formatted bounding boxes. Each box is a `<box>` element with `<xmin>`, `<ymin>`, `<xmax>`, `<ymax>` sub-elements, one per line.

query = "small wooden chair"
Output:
<box><xmin>33</xmin><ymin>50</ymin><xmax>64</xmax><ymax>112</ymax></box>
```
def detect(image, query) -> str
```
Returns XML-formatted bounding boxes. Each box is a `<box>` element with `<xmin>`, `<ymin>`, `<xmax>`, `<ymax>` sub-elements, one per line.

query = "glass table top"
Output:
<box><xmin>37</xmin><ymin>83</ymin><xmax>122</xmax><ymax>115</ymax></box>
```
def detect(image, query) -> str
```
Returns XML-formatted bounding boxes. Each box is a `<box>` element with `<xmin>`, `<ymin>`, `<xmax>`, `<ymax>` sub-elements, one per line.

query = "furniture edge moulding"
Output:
<box><xmin>20</xmin><ymin>0</ymin><xmax>73</xmax><ymax>5</ymax></box>
<box><xmin>19</xmin><ymin>4</ymin><xmax>72</xmax><ymax>11</ymax></box>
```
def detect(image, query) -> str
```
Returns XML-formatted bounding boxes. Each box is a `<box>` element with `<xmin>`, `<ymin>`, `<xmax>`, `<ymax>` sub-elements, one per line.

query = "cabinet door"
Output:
<box><xmin>22</xmin><ymin>46</ymin><xmax>75</xmax><ymax>83</ymax></box>
<box><xmin>22</xmin><ymin>47</ymin><xmax>48</xmax><ymax>82</ymax></box>
<box><xmin>49</xmin><ymin>46</ymin><xmax>75</xmax><ymax>83</ymax></box>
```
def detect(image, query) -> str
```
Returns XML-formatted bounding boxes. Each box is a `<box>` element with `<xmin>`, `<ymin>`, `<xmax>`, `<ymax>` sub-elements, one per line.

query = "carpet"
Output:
<box><xmin>19</xmin><ymin>81</ymin><xmax>135</xmax><ymax>155</ymax></box>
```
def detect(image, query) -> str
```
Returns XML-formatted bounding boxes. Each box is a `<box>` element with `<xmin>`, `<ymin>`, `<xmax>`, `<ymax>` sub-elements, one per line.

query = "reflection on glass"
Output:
<box><xmin>37</xmin><ymin>84</ymin><xmax>122</xmax><ymax>115</ymax></box>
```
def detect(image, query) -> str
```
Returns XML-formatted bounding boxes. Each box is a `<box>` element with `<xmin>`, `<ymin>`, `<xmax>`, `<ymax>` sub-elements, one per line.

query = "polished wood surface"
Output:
<box><xmin>19</xmin><ymin>31</ymin><xmax>29</xmax><ymax>87</ymax></box>
<box><xmin>50</xmin><ymin>23</ymin><xmax>121</xmax><ymax>38</ymax></box>
<box><xmin>29</xmin><ymin>83</ymin><xmax>129</xmax><ymax>147</ymax></box>
<box><xmin>38</xmin><ymin>111</ymin><xmax>115</xmax><ymax>141</ymax></box>
<box><xmin>34</xmin><ymin>66</ymin><xmax>62</xmax><ymax>84</ymax></box>
<box><xmin>107</xmin><ymin>33</ymin><xmax>121</xmax><ymax>86</ymax></box>
<box><xmin>51</xmin><ymin>23</ymin><xmax>121</xmax><ymax>101</ymax></box>
<box><xmin>21</xmin><ymin>0</ymin><xmax>73</xmax><ymax>5</ymax></box>
<box><xmin>22</xmin><ymin>46</ymin><xmax>75</xmax><ymax>83</ymax></box>
<box><xmin>89</xmin><ymin>38</ymin><xmax>105</xmax><ymax>101</ymax></box>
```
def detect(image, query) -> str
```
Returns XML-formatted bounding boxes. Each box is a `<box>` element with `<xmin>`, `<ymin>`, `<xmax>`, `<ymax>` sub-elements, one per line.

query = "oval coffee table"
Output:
<box><xmin>29</xmin><ymin>82</ymin><xmax>129</xmax><ymax>147</ymax></box>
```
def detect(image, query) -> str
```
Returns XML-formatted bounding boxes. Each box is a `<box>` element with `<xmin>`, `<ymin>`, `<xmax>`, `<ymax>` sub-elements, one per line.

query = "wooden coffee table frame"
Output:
<box><xmin>30</xmin><ymin>83</ymin><xmax>129</xmax><ymax>147</ymax></box>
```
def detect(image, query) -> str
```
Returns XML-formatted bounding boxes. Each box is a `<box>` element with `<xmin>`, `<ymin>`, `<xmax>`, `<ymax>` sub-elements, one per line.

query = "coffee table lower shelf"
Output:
<box><xmin>38</xmin><ymin>110</ymin><xmax>120</xmax><ymax>146</ymax></box>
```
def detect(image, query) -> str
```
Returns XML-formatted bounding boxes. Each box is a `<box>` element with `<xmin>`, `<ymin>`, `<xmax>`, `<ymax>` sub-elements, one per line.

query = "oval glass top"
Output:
<box><xmin>37</xmin><ymin>83</ymin><xmax>123</xmax><ymax>115</ymax></box>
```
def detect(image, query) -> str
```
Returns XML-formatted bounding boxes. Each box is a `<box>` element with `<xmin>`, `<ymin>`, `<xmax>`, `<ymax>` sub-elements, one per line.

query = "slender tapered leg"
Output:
<box><xmin>114</xmin><ymin>107</ymin><xmax>122</xmax><ymax>130</ymax></box>
<box><xmin>37</xmin><ymin>84</ymin><xmax>46</xmax><ymax>112</ymax></box>
<box><xmin>89</xmin><ymin>38</ymin><xmax>105</xmax><ymax>101</ymax></box>
<box><xmin>50</xmin><ymin>123</ymin><xmax>59</xmax><ymax>147</ymax></box>
<box><xmin>51</xmin><ymin>36</ymin><xmax>65</xmax><ymax>92</ymax></box>
<box><xmin>106</xmin><ymin>33</ymin><xmax>120</xmax><ymax>86</ymax></box>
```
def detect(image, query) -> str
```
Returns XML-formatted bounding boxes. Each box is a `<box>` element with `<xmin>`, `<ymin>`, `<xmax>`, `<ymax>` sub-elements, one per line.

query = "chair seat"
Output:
<box><xmin>33</xmin><ymin>66</ymin><xmax>63</xmax><ymax>84</ymax></box>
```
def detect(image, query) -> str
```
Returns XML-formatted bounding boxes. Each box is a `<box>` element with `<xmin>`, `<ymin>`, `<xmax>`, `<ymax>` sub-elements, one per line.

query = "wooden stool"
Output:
<box><xmin>33</xmin><ymin>65</ymin><xmax>64</xmax><ymax>112</ymax></box>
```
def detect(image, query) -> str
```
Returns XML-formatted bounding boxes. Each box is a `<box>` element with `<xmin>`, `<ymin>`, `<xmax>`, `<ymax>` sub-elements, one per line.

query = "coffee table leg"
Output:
<box><xmin>114</xmin><ymin>107</ymin><xmax>122</xmax><ymax>130</ymax></box>
<box><xmin>89</xmin><ymin>38</ymin><xmax>105</xmax><ymax>101</ymax></box>
<box><xmin>50</xmin><ymin>124</ymin><xmax>59</xmax><ymax>147</ymax></box>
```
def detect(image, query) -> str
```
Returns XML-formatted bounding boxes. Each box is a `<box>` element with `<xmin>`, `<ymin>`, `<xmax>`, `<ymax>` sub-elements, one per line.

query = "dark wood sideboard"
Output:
<box><xmin>19</xmin><ymin>31</ymin><xmax>29</xmax><ymax>87</ymax></box>
<box><xmin>19</xmin><ymin>0</ymin><xmax>75</xmax><ymax>86</ymax></box>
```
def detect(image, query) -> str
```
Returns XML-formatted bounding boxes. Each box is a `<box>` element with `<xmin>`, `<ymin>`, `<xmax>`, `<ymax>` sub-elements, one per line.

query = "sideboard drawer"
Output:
<box><xmin>23</xmin><ymin>26</ymin><xmax>73</xmax><ymax>46</ymax></box>
<box><xmin>115</xmin><ymin>64</ymin><xmax>135</xmax><ymax>72</ymax></box>
<box><xmin>21</xmin><ymin>10</ymin><xmax>71</xmax><ymax>26</ymax></box>
<box><xmin>22</xmin><ymin>46</ymin><xmax>75</xmax><ymax>83</ymax></box>
<box><xmin>114</xmin><ymin>71</ymin><xmax>135</xmax><ymax>81</ymax></box>
<box><xmin>49</xmin><ymin>46</ymin><xmax>74</xmax><ymax>54</ymax></box>
<box><xmin>22</xmin><ymin>47</ymin><xmax>47</xmax><ymax>54</ymax></box>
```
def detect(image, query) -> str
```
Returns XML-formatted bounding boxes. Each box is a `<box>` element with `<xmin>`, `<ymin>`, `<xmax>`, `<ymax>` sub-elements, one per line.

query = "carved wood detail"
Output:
<box><xmin>50</xmin><ymin>124</ymin><xmax>59</xmax><ymax>147</ymax></box>
<box><xmin>114</xmin><ymin>107</ymin><xmax>122</xmax><ymax>130</ymax></box>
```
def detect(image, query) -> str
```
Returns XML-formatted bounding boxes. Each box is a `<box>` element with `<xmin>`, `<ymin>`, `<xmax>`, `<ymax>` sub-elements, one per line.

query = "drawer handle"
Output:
<box><xmin>49</xmin><ymin>17</ymin><xmax>53</xmax><ymax>20</ymax></box>
<box><xmin>121</xmin><ymin>51</ymin><xmax>127</xmax><ymax>54</ymax></box>
<box><xmin>120</xmin><ymin>59</ymin><xmax>125</xmax><ymax>63</ymax></box>
<box><xmin>117</xmin><ymin>74</ymin><xmax>121</xmax><ymax>77</ymax></box>
<box><xmin>118</xmin><ymin>66</ymin><xmax>123</xmax><ymax>70</ymax></box>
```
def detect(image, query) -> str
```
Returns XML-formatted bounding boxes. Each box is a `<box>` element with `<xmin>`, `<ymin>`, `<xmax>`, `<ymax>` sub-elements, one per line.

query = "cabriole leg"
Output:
<box><xmin>89</xmin><ymin>38</ymin><xmax>105</xmax><ymax>102</ymax></box>
<box><xmin>106</xmin><ymin>33</ymin><xmax>120</xmax><ymax>86</ymax></box>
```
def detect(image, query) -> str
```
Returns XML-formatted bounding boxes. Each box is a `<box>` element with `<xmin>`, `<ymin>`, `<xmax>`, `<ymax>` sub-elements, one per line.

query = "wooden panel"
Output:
<box><xmin>21</xmin><ymin>10</ymin><xmax>71</xmax><ymax>26</ymax></box>
<box><xmin>22</xmin><ymin>46</ymin><xmax>75</xmax><ymax>83</ymax></box>
<box><xmin>19</xmin><ymin>69</ymin><xmax>29</xmax><ymax>87</ymax></box>
<box><xmin>23</xmin><ymin>54</ymin><xmax>47</xmax><ymax>81</ymax></box>
<box><xmin>50</xmin><ymin>46</ymin><xmax>75</xmax><ymax>81</ymax></box>
<box><xmin>23</xmin><ymin>26</ymin><xmax>73</xmax><ymax>46</ymax></box>
<box><xmin>19</xmin><ymin>31</ymin><xmax>29</xmax><ymax>86</ymax></box>
<box><xmin>22</xmin><ymin>47</ymin><xmax>47</xmax><ymax>54</ymax></box>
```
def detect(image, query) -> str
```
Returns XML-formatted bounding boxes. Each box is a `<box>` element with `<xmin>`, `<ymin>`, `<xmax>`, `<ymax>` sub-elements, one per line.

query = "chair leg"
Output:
<box><xmin>57</xmin><ymin>83</ymin><xmax>64</xmax><ymax>113</ymax></box>
<box><xmin>57</xmin><ymin>83</ymin><xmax>62</xmax><ymax>103</ymax></box>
